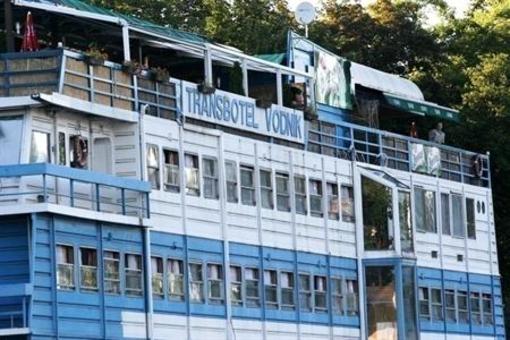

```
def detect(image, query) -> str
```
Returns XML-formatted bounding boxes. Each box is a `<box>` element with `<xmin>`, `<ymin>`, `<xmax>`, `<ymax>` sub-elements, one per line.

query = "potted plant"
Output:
<box><xmin>304</xmin><ymin>104</ymin><xmax>318</xmax><ymax>121</ymax></box>
<box><xmin>255</xmin><ymin>94</ymin><xmax>273</xmax><ymax>109</ymax></box>
<box><xmin>197</xmin><ymin>80</ymin><xmax>216</xmax><ymax>95</ymax></box>
<box><xmin>84</xmin><ymin>44</ymin><xmax>108</xmax><ymax>66</ymax></box>
<box><xmin>122</xmin><ymin>60</ymin><xmax>141</xmax><ymax>75</ymax></box>
<box><xmin>153</xmin><ymin>67</ymin><xmax>170</xmax><ymax>83</ymax></box>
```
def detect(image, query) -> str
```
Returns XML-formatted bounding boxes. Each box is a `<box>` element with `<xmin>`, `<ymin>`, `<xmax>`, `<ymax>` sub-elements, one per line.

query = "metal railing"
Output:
<box><xmin>0</xmin><ymin>49</ymin><xmax>178</xmax><ymax>119</ymax></box>
<box><xmin>0</xmin><ymin>163</ymin><xmax>151</xmax><ymax>218</ymax></box>
<box><xmin>307</xmin><ymin>120</ymin><xmax>491</xmax><ymax>188</ymax></box>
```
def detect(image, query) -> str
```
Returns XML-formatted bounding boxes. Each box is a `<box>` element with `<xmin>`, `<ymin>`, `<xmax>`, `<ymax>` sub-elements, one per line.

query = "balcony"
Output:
<box><xmin>0</xmin><ymin>163</ymin><xmax>151</xmax><ymax>218</ymax></box>
<box><xmin>308</xmin><ymin>120</ymin><xmax>490</xmax><ymax>188</ymax></box>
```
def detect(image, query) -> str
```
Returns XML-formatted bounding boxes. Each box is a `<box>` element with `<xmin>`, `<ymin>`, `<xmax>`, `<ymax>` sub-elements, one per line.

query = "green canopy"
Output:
<box><xmin>383</xmin><ymin>93</ymin><xmax>459</xmax><ymax>123</ymax></box>
<box><xmin>254</xmin><ymin>53</ymin><xmax>286</xmax><ymax>65</ymax></box>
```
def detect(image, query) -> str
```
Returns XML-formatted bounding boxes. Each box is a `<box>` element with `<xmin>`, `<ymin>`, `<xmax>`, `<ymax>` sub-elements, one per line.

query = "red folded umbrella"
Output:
<box><xmin>21</xmin><ymin>11</ymin><xmax>39</xmax><ymax>52</ymax></box>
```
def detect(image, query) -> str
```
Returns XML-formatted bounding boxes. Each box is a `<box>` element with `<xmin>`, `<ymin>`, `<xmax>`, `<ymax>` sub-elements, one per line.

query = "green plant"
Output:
<box><xmin>153</xmin><ymin>66</ymin><xmax>170</xmax><ymax>83</ymax></box>
<box><xmin>84</xmin><ymin>44</ymin><xmax>108</xmax><ymax>65</ymax></box>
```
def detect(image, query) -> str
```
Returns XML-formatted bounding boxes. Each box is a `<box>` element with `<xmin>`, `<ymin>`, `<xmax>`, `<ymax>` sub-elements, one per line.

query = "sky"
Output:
<box><xmin>288</xmin><ymin>0</ymin><xmax>472</xmax><ymax>24</ymax></box>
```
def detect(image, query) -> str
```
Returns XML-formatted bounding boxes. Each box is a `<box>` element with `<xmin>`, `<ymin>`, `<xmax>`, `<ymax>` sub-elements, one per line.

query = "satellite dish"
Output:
<box><xmin>295</xmin><ymin>2</ymin><xmax>316</xmax><ymax>25</ymax></box>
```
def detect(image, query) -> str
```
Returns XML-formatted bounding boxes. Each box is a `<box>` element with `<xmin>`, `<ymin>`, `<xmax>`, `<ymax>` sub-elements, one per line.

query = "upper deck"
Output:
<box><xmin>0</xmin><ymin>48</ymin><xmax>491</xmax><ymax>188</ymax></box>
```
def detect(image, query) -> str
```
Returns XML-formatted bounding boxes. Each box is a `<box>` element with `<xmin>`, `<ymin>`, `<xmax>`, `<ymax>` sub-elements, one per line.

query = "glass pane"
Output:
<box><xmin>0</xmin><ymin>116</ymin><xmax>23</xmax><ymax>165</ymax></box>
<box><xmin>402</xmin><ymin>266</ymin><xmax>418</xmax><ymax>340</ymax></box>
<box><xmin>466</xmin><ymin>198</ymin><xmax>476</xmax><ymax>239</ymax></box>
<box><xmin>30</xmin><ymin>131</ymin><xmax>50</xmax><ymax>163</ymax></box>
<box><xmin>362</xmin><ymin>177</ymin><xmax>393</xmax><ymax>250</ymax></box>
<box><xmin>441</xmin><ymin>193</ymin><xmax>451</xmax><ymax>235</ymax></box>
<box><xmin>399</xmin><ymin>191</ymin><xmax>413</xmax><ymax>252</ymax></box>
<box><xmin>452</xmin><ymin>194</ymin><xmax>464</xmax><ymax>237</ymax></box>
<box><xmin>341</xmin><ymin>186</ymin><xmax>355</xmax><ymax>222</ymax></box>
<box><xmin>365</xmin><ymin>266</ymin><xmax>397</xmax><ymax>340</ymax></box>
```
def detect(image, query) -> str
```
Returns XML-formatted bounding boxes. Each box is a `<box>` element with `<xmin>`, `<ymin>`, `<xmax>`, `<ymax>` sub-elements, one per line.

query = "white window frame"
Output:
<box><xmin>275</xmin><ymin>172</ymin><xmax>290</xmax><ymax>212</ymax></box>
<box><xmin>79</xmin><ymin>247</ymin><xmax>98</xmax><ymax>291</ymax></box>
<box><xmin>299</xmin><ymin>273</ymin><xmax>312</xmax><ymax>312</ymax></box>
<box><xmin>184</xmin><ymin>153</ymin><xmax>200</xmax><ymax>196</ymax></box>
<box><xmin>168</xmin><ymin>258</ymin><xmax>185</xmax><ymax>301</ymax></box>
<box><xmin>294</xmin><ymin>175</ymin><xmax>307</xmax><ymax>215</ymax></box>
<box><xmin>124</xmin><ymin>253</ymin><xmax>143</xmax><ymax>296</ymax></box>
<box><xmin>163</xmin><ymin>148</ymin><xmax>180</xmax><ymax>193</ymax></box>
<box><xmin>225</xmin><ymin>160</ymin><xmax>239</xmax><ymax>203</ymax></box>
<box><xmin>280</xmin><ymin>271</ymin><xmax>295</xmax><ymax>310</ymax></box>
<box><xmin>230</xmin><ymin>265</ymin><xmax>243</xmax><ymax>306</ymax></box>
<box><xmin>207</xmin><ymin>263</ymin><xmax>224</xmax><ymax>304</ymax></box>
<box><xmin>264</xmin><ymin>269</ymin><xmax>278</xmax><ymax>309</ymax></box>
<box><xmin>202</xmin><ymin>157</ymin><xmax>219</xmax><ymax>200</ymax></box>
<box><xmin>103</xmin><ymin>250</ymin><xmax>121</xmax><ymax>295</ymax></box>
<box><xmin>56</xmin><ymin>244</ymin><xmax>75</xmax><ymax>290</ymax></box>
<box><xmin>189</xmin><ymin>262</ymin><xmax>204</xmax><ymax>303</ymax></box>
<box><xmin>259</xmin><ymin>168</ymin><xmax>274</xmax><ymax>210</ymax></box>
<box><xmin>240</xmin><ymin>165</ymin><xmax>256</xmax><ymax>206</ymax></box>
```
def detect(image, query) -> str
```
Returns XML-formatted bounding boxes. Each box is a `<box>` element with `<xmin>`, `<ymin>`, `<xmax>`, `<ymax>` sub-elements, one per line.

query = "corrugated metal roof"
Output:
<box><xmin>19</xmin><ymin>0</ymin><xmax>209</xmax><ymax>44</ymax></box>
<box><xmin>254</xmin><ymin>53</ymin><xmax>286</xmax><ymax>65</ymax></box>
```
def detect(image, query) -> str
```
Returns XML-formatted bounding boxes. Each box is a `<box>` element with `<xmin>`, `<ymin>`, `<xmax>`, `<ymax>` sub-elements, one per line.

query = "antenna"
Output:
<box><xmin>295</xmin><ymin>1</ymin><xmax>316</xmax><ymax>38</ymax></box>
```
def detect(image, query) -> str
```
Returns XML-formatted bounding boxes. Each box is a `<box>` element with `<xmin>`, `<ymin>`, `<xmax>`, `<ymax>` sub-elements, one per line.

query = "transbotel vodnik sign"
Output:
<box><xmin>182</xmin><ymin>81</ymin><xmax>305</xmax><ymax>144</ymax></box>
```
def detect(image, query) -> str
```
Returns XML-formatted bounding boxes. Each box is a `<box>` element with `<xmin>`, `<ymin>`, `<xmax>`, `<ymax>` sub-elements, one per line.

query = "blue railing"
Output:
<box><xmin>308</xmin><ymin>120</ymin><xmax>491</xmax><ymax>188</ymax></box>
<box><xmin>0</xmin><ymin>163</ymin><xmax>151</xmax><ymax>218</ymax></box>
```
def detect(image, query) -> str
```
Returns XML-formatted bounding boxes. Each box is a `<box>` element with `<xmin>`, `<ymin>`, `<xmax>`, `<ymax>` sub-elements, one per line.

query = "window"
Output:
<box><xmin>163</xmin><ymin>149</ymin><xmax>179</xmax><ymax>193</ymax></box>
<box><xmin>414</xmin><ymin>188</ymin><xmax>436</xmax><ymax>233</ymax></box>
<box><xmin>332</xmin><ymin>277</ymin><xmax>343</xmax><ymax>315</ymax></box>
<box><xmin>466</xmin><ymin>198</ymin><xmax>476</xmax><ymax>239</ymax></box>
<box><xmin>276</xmin><ymin>173</ymin><xmax>290</xmax><ymax>212</ymax></box>
<box><xmin>341</xmin><ymin>185</ymin><xmax>355</xmax><ymax>222</ymax></box>
<box><xmin>441</xmin><ymin>193</ymin><xmax>451</xmax><ymax>235</ymax></box>
<box><xmin>452</xmin><ymin>194</ymin><xmax>464</xmax><ymax>237</ymax></box>
<box><xmin>245</xmin><ymin>267</ymin><xmax>260</xmax><ymax>307</ymax></box>
<box><xmin>207</xmin><ymin>263</ymin><xmax>223</xmax><ymax>303</ymax></box>
<box><xmin>482</xmin><ymin>293</ymin><xmax>493</xmax><ymax>325</ymax></box>
<box><xmin>58</xmin><ymin>132</ymin><xmax>66</xmax><ymax>165</ymax></box>
<box><xmin>457</xmin><ymin>291</ymin><xmax>469</xmax><ymax>323</ymax></box>
<box><xmin>104</xmin><ymin>251</ymin><xmax>120</xmax><ymax>294</ymax></box>
<box><xmin>69</xmin><ymin>135</ymin><xmax>88</xmax><ymax>169</ymax></box>
<box><xmin>80</xmin><ymin>248</ymin><xmax>97</xmax><ymax>291</ymax></box>
<box><xmin>189</xmin><ymin>263</ymin><xmax>203</xmax><ymax>303</ymax></box>
<box><xmin>168</xmin><ymin>259</ymin><xmax>184</xmax><ymax>300</ymax></box>
<box><xmin>445</xmin><ymin>289</ymin><xmax>456</xmax><ymax>322</ymax></box>
<box><xmin>185</xmin><ymin>154</ymin><xmax>199</xmax><ymax>196</ymax></box>
<box><xmin>30</xmin><ymin>131</ymin><xmax>50</xmax><ymax>163</ymax></box>
<box><xmin>125</xmin><ymin>254</ymin><xmax>142</xmax><ymax>296</ymax></box>
<box><xmin>264</xmin><ymin>270</ymin><xmax>278</xmax><ymax>308</ymax></box>
<box><xmin>146</xmin><ymin>144</ymin><xmax>160</xmax><ymax>189</ymax></box>
<box><xmin>470</xmin><ymin>292</ymin><xmax>481</xmax><ymax>324</ymax></box>
<box><xmin>0</xmin><ymin>116</ymin><xmax>23</xmax><ymax>165</ymax></box>
<box><xmin>225</xmin><ymin>161</ymin><xmax>238</xmax><ymax>203</ymax></box>
<box><xmin>327</xmin><ymin>183</ymin><xmax>339</xmax><ymax>220</ymax></box>
<box><xmin>57</xmin><ymin>245</ymin><xmax>74</xmax><ymax>290</ymax></box>
<box><xmin>399</xmin><ymin>191</ymin><xmax>413</xmax><ymax>252</ymax></box>
<box><xmin>419</xmin><ymin>287</ymin><xmax>430</xmax><ymax>320</ymax></box>
<box><xmin>203</xmin><ymin>157</ymin><xmax>219</xmax><ymax>199</ymax></box>
<box><xmin>151</xmin><ymin>257</ymin><xmax>164</xmax><ymax>297</ymax></box>
<box><xmin>280</xmin><ymin>272</ymin><xmax>294</xmax><ymax>309</ymax></box>
<box><xmin>240</xmin><ymin>166</ymin><xmax>255</xmax><ymax>206</ymax></box>
<box><xmin>230</xmin><ymin>266</ymin><xmax>242</xmax><ymax>306</ymax></box>
<box><xmin>295</xmin><ymin>176</ymin><xmax>307</xmax><ymax>215</ymax></box>
<box><xmin>345</xmin><ymin>279</ymin><xmax>358</xmax><ymax>316</ymax></box>
<box><xmin>314</xmin><ymin>276</ymin><xmax>327</xmax><ymax>312</ymax></box>
<box><xmin>309</xmin><ymin>179</ymin><xmax>323</xmax><ymax>217</ymax></box>
<box><xmin>260</xmin><ymin>169</ymin><xmax>274</xmax><ymax>209</ymax></box>
<box><xmin>362</xmin><ymin>176</ymin><xmax>393</xmax><ymax>250</ymax></box>
<box><xmin>431</xmin><ymin>288</ymin><xmax>443</xmax><ymax>321</ymax></box>
<box><xmin>299</xmin><ymin>274</ymin><xmax>312</xmax><ymax>311</ymax></box>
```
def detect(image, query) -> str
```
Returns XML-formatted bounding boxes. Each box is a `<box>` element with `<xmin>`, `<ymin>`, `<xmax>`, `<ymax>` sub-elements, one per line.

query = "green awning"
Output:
<box><xmin>383</xmin><ymin>93</ymin><xmax>459</xmax><ymax>123</ymax></box>
<box><xmin>254</xmin><ymin>53</ymin><xmax>286</xmax><ymax>65</ymax></box>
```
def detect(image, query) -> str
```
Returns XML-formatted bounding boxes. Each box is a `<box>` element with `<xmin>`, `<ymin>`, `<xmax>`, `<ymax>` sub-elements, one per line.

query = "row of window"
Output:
<box><xmin>414</xmin><ymin>188</ymin><xmax>477</xmax><ymax>239</ymax></box>
<box><xmin>419</xmin><ymin>286</ymin><xmax>493</xmax><ymax>326</ymax></box>
<box><xmin>56</xmin><ymin>245</ymin><xmax>359</xmax><ymax>316</ymax></box>
<box><xmin>146</xmin><ymin>144</ymin><xmax>355</xmax><ymax>221</ymax></box>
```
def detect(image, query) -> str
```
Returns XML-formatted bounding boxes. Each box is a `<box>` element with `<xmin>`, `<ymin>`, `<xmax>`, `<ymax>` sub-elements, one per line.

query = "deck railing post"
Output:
<box><xmin>121</xmin><ymin>188</ymin><xmax>126</xmax><ymax>215</ymax></box>
<box><xmin>70</xmin><ymin>179</ymin><xmax>74</xmax><ymax>207</ymax></box>
<box><xmin>42</xmin><ymin>174</ymin><xmax>47</xmax><ymax>203</ymax></box>
<box><xmin>95</xmin><ymin>184</ymin><xmax>100</xmax><ymax>212</ymax></box>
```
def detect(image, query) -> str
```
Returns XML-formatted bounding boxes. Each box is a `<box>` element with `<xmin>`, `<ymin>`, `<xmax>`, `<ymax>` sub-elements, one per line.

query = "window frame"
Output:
<box><xmin>331</xmin><ymin>276</ymin><xmax>343</xmax><ymax>315</ymax></box>
<box><xmin>56</xmin><ymin>244</ymin><xmax>75</xmax><ymax>290</ymax></box>
<box><xmin>124</xmin><ymin>253</ymin><xmax>143</xmax><ymax>297</ymax></box>
<box><xmin>309</xmin><ymin>179</ymin><xmax>323</xmax><ymax>218</ymax></box>
<box><xmin>188</xmin><ymin>261</ymin><xmax>204</xmax><ymax>303</ymax></box>
<box><xmin>299</xmin><ymin>273</ymin><xmax>312</xmax><ymax>312</ymax></box>
<box><xmin>79</xmin><ymin>246</ymin><xmax>98</xmax><ymax>292</ymax></box>
<box><xmin>206</xmin><ymin>262</ymin><xmax>224</xmax><ymax>304</ymax></box>
<box><xmin>225</xmin><ymin>160</ymin><xmax>239</xmax><ymax>203</ymax></box>
<box><xmin>414</xmin><ymin>187</ymin><xmax>437</xmax><ymax>233</ymax></box>
<box><xmin>294</xmin><ymin>175</ymin><xmax>308</xmax><ymax>215</ymax></box>
<box><xmin>275</xmin><ymin>172</ymin><xmax>290</xmax><ymax>212</ymax></box>
<box><xmin>264</xmin><ymin>269</ymin><xmax>278</xmax><ymax>309</ymax></box>
<box><xmin>240</xmin><ymin>165</ymin><xmax>256</xmax><ymax>206</ymax></box>
<box><xmin>163</xmin><ymin>148</ymin><xmax>180</xmax><ymax>193</ymax></box>
<box><xmin>313</xmin><ymin>275</ymin><xmax>328</xmax><ymax>312</ymax></box>
<box><xmin>327</xmin><ymin>182</ymin><xmax>339</xmax><ymax>220</ymax></box>
<box><xmin>244</xmin><ymin>267</ymin><xmax>260</xmax><ymax>308</ymax></box>
<box><xmin>151</xmin><ymin>256</ymin><xmax>164</xmax><ymax>298</ymax></box>
<box><xmin>103</xmin><ymin>249</ymin><xmax>121</xmax><ymax>295</ymax></box>
<box><xmin>259</xmin><ymin>168</ymin><xmax>274</xmax><ymax>210</ymax></box>
<box><xmin>30</xmin><ymin>130</ymin><xmax>51</xmax><ymax>164</ymax></box>
<box><xmin>202</xmin><ymin>156</ymin><xmax>219</xmax><ymax>200</ymax></box>
<box><xmin>184</xmin><ymin>153</ymin><xmax>200</xmax><ymax>196</ymax></box>
<box><xmin>466</xmin><ymin>197</ymin><xmax>476</xmax><ymax>239</ymax></box>
<box><xmin>146</xmin><ymin>143</ymin><xmax>160</xmax><ymax>190</ymax></box>
<box><xmin>280</xmin><ymin>271</ymin><xmax>295</xmax><ymax>310</ymax></box>
<box><xmin>229</xmin><ymin>265</ymin><xmax>243</xmax><ymax>306</ymax></box>
<box><xmin>168</xmin><ymin>258</ymin><xmax>185</xmax><ymax>301</ymax></box>
<box><xmin>341</xmin><ymin>185</ymin><xmax>355</xmax><ymax>223</ymax></box>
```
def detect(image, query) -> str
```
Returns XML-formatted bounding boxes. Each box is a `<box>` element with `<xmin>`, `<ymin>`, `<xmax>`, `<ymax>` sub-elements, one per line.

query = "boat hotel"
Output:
<box><xmin>0</xmin><ymin>1</ymin><xmax>505</xmax><ymax>339</ymax></box>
